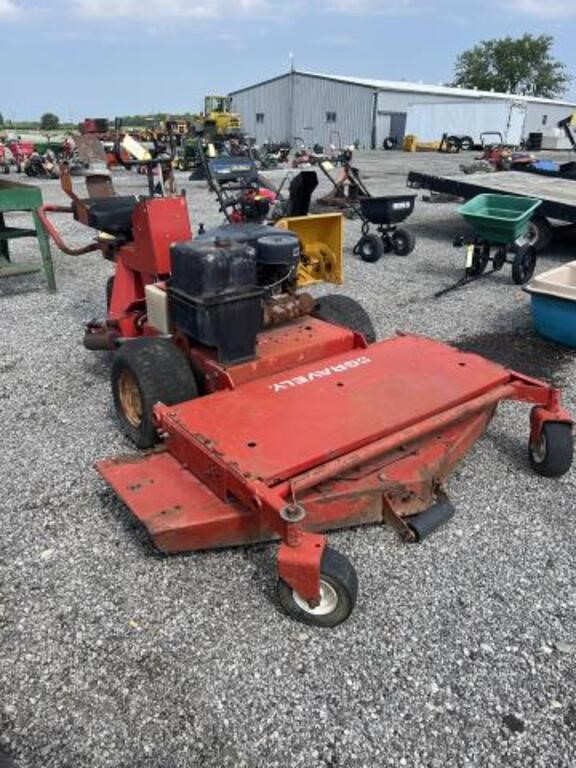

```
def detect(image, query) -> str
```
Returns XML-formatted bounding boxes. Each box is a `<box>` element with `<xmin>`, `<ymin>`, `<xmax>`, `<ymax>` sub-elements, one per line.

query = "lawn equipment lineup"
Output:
<box><xmin>38</xmin><ymin>157</ymin><xmax>574</xmax><ymax>629</ymax></box>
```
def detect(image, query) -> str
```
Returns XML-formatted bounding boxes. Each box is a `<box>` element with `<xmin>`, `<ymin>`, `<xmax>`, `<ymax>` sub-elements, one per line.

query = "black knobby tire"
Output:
<box><xmin>277</xmin><ymin>547</ymin><xmax>358</xmax><ymax>628</ymax></box>
<box><xmin>459</xmin><ymin>136</ymin><xmax>474</xmax><ymax>151</ymax></box>
<box><xmin>529</xmin><ymin>422</ymin><xmax>573</xmax><ymax>478</ymax></box>
<box><xmin>355</xmin><ymin>233</ymin><xmax>384</xmax><ymax>263</ymax></box>
<box><xmin>106</xmin><ymin>275</ymin><xmax>115</xmax><ymax>312</ymax></box>
<box><xmin>391</xmin><ymin>227</ymin><xmax>415</xmax><ymax>257</ymax></box>
<box><xmin>511</xmin><ymin>246</ymin><xmax>536</xmax><ymax>285</ymax></box>
<box><xmin>311</xmin><ymin>293</ymin><xmax>376</xmax><ymax>343</ymax></box>
<box><xmin>526</xmin><ymin>217</ymin><xmax>553</xmax><ymax>252</ymax></box>
<box><xmin>111</xmin><ymin>338</ymin><xmax>199</xmax><ymax>448</ymax></box>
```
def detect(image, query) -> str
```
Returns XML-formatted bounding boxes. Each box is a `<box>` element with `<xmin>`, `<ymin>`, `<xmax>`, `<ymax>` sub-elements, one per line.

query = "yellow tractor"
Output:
<box><xmin>198</xmin><ymin>96</ymin><xmax>242</xmax><ymax>139</ymax></box>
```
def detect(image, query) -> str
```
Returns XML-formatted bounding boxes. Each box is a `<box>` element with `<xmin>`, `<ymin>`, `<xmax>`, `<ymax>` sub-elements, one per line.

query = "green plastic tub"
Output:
<box><xmin>458</xmin><ymin>194</ymin><xmax>541</xmax><ymax>244</ymax></box>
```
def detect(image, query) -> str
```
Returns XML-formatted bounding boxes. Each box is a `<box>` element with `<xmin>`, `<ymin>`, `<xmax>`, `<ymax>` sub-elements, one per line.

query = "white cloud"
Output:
<box><xmin>75</xmin><ymin>0</ymin><xmax>276</xmax><ymax>19</ymax></box>
<box><xmin>0</xmin><ymin>0</ymin><xmax>19</xmax><ymax>17</ymax></box>
<box><xmin>508</xmin><ymin>0</ymin><xmax>576</xmax><ymax>17</ymax></box>
<box><xmin>325</xmin><ymin>0</ymin><xmax>416</xmax><ymax>12</ymax></box>
<box><xmin>74</xmin><ymin>0</ymin><xmax>416</xmax><ymax>18</ymax></box>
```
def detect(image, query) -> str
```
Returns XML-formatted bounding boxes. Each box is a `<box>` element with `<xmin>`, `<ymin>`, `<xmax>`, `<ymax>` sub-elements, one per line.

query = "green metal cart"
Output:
<box><xmin>0</xmin><ymin>178</ymin><xmax>55</xmax><ymax>291</ymax></box>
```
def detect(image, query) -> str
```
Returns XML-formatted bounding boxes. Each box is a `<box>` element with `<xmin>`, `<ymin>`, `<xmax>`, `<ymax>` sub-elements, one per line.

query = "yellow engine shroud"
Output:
<box><xmin>275</xmin><ymin>213</ymin><xmax>343</xmax><ymax>287</ymax></box>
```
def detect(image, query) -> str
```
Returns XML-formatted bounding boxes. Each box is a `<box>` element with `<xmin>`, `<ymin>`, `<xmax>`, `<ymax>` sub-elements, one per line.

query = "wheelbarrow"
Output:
<box><xmin>436</xmin><ymin>194</ymin><xmax>542</xmax><ymax>297</ymax></box>
<box><xmin>353</xmin><ymin>194</ymin><xmax>416</xmax><ymax>262</ymax></box>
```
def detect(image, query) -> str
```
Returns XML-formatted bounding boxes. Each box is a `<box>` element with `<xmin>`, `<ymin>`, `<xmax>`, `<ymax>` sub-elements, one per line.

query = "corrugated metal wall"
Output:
<box><xmin>291</xmin><ymin>75</ymin><xmax>374</xmax><ymax>148</ymax></box>
<box><xmin>231</xmin><ymin>74</ymin><xmax>576</xmax><ymax>147</ymax></box>
<box><xmin>231</xmin><ymin>76</ymin><xmax>291</xmax><ymax>145</ymax></box>
<box><xmin>231</xmin><ymin>74</ymin><xmax>375</xmax><ymax>147</ymax></box>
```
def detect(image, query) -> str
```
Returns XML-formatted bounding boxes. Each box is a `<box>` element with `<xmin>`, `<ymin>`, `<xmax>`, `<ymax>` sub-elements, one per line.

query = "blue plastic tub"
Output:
<box><xmin>524</xmin><ymin>262</ymin><xmax>576</xmax><ymax>347</ymax></box>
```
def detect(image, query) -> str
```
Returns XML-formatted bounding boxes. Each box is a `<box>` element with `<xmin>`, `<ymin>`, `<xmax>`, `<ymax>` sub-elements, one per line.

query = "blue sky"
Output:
<box><xmin>1</xmin><ymin>0</ymin><xmax>575</xmax><ymax>121</ymax></box>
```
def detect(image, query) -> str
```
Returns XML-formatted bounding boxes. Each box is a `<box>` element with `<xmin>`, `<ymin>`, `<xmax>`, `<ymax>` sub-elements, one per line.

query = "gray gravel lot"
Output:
<box><xmin>1</xmin><ymin>151</ymin><xmax>575</xmax><ymax>767</ymax></box>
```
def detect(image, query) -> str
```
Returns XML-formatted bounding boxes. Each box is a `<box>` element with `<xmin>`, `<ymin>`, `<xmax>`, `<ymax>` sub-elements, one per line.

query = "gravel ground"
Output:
<box><xmin>1</xmin><ymin>151</ymin><xmax>575</xmax><ymax>768</ymax></box>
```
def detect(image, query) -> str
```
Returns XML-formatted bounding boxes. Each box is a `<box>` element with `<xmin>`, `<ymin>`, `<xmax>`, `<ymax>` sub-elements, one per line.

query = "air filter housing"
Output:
<box><xmin>168</xmin><ymin>238</ymin><xmax>264</xmax><ymax>365</ymax></box>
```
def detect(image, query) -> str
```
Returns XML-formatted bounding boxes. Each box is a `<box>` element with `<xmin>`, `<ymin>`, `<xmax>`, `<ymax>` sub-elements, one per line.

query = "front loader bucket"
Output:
<box><xmin>275</xmin><ymin>213</ymin><xmax>343</xmax><ymax>287</ymax></box>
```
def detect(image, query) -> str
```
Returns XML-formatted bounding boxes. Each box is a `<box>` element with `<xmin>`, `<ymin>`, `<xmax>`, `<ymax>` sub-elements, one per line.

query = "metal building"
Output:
<box><xmin>229</xmin><ymin>70</ymin><xmax>576</xmax><ymax>148</ymax></box>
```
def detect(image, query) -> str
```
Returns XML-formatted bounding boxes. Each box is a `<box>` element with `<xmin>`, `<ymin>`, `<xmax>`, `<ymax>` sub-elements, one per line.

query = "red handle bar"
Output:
<box><xmin>37</xmin><ymin>204</ymin><xmax>100</xmax><ymax>256</ymax></box>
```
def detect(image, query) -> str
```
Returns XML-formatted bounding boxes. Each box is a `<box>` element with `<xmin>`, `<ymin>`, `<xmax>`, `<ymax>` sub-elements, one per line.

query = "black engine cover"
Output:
<box><xmin>168</xmin><ymin>238</ymin><xmax>263</xmax><ymax>366</ymax></box>
<box><xmin>195</xmin><ymin>223</ymin><xmax>300</xmax><ymax>267</ymax></box>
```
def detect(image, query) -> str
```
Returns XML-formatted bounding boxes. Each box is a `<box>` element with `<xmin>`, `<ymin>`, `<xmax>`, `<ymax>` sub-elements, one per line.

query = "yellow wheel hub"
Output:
<box><xmin>117</xmin><ymin>370</ymin><xmax>143</xmax><ymax>428</ymax></box>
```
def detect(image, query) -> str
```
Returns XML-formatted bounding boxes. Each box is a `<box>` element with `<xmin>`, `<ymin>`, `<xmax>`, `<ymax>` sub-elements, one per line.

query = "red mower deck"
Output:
<box><xmin>98</xmin><ymin>332</ymin><xmax>572</xmax><ymax>624</ymax></box>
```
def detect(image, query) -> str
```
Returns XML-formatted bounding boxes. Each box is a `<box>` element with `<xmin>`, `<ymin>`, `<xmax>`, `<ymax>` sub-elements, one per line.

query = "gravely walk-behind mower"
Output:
<box><xmin>40</xmin><ymin>166</ymin><xmax>574</xmax><ymax>628</ymax></box>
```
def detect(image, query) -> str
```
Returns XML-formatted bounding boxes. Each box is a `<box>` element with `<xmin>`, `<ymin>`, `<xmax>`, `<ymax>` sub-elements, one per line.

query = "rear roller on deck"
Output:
<box><xmin>406</xmin><ymin>499</ymin><xmax>456</xmax><ymax>542</ymax></box>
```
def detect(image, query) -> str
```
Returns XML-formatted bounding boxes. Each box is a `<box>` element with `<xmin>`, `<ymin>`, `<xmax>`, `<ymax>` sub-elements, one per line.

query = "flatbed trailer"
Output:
<box><xmin>407</xmin><ymin>170</ymin><xmax>576</xmax><ymax>249</ymax></box>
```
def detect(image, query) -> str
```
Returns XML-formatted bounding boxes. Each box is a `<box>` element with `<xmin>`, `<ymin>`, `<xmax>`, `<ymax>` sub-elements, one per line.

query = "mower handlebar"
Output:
<box><xmin>37</xmin><ymin>204</ymin><xmax>100</xmax><ymax>256</ymax></box>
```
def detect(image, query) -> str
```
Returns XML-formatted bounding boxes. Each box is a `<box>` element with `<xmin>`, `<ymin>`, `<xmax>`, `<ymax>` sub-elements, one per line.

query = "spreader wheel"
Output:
<box><xmin>311</xmin><ymin>293</ymin><xmax>376</xmax><ymax>343</ymax></box>
<box><xmin>529</xmin><ymin>422</ymin><xmax>573</xmax><ymax>478</ymax></box>
<box><xmin>391</xmin><ymin>227</ymin><xmax>415</xmax><ymax>257</ymax></box>
<box><xmin>111</xmin><ymin>338</ymin><xmax>199</xmax><ymax>448</ymax></box>
<box><xmin>355</xmin><ymin>234</ymin><xmax>384</xmax><ymax>263</ymax></box>
<box><xmin>277</xmin><ymin>547</ymin><xmax>358</xmax><ymax>628</ymax></box>
<box><xmin>468</xmin><ymin>246</ymin><xmax>490</xmax><ymax>277</ymax></box>
<box><xmin>526</xmin><ymin>217</ymin><xmax>553</xmax><ymax>252</ymax></box>
<box><xmin>492</xmin><ymin>248</ymin><xmax>507</xmax><ymax>271</ymax></box>
<box><xmin>511</xmin><ymin>245</ymin><xmax>536</xmax><ymax>285</ymax></box>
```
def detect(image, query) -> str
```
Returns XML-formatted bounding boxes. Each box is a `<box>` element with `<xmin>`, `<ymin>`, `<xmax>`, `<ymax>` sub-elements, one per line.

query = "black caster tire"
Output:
<box><xmin>355</xmin><ymin>234</ymin><xmax>384</xmax><ymax>263</ymax></box>
<box><xmin>511</xmin><ymin>246</ymin><xmax>536</xmax><ymax>285</ymax></box>
<box><xmin>277</xmin><ymin>547</ymin><xmax>358</xmax><ymax>628</ymax></box>
<box><xmin>111</xmin><ymin>337</ymin><xmax>199</xmax><ymax>448</ymax></box>
<box><xmin>529</xmin><ymin>422</ymin><xmax>573</xmax><ymax>478</ymax></box>
<box><xmin>391</xmin><ymin>227</ymin><xmax>415</xmax><ymax>257</ymax></box>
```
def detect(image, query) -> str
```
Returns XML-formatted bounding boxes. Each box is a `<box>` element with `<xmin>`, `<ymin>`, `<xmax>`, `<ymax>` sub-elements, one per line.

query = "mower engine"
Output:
<box><xmin>168</xmin><ymin>225</ymin><xmax>304</xmax><ymax>365</ymax></box>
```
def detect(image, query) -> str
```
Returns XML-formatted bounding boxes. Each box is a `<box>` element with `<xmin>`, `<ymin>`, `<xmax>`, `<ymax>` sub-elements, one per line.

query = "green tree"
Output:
<box><xmin>40</xmin><ymin>112</ymin><xmax>60</xmax><ymax>131</ymax></box>
<box><xmin>452</xmin><ymin>34</ymin><xmax>570</xmax><ymax>98</ymax></box>
<box><xmin>0</xmin><ymin>113</ymin><xmax>4</xmax><ymax>127</ymax></box>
